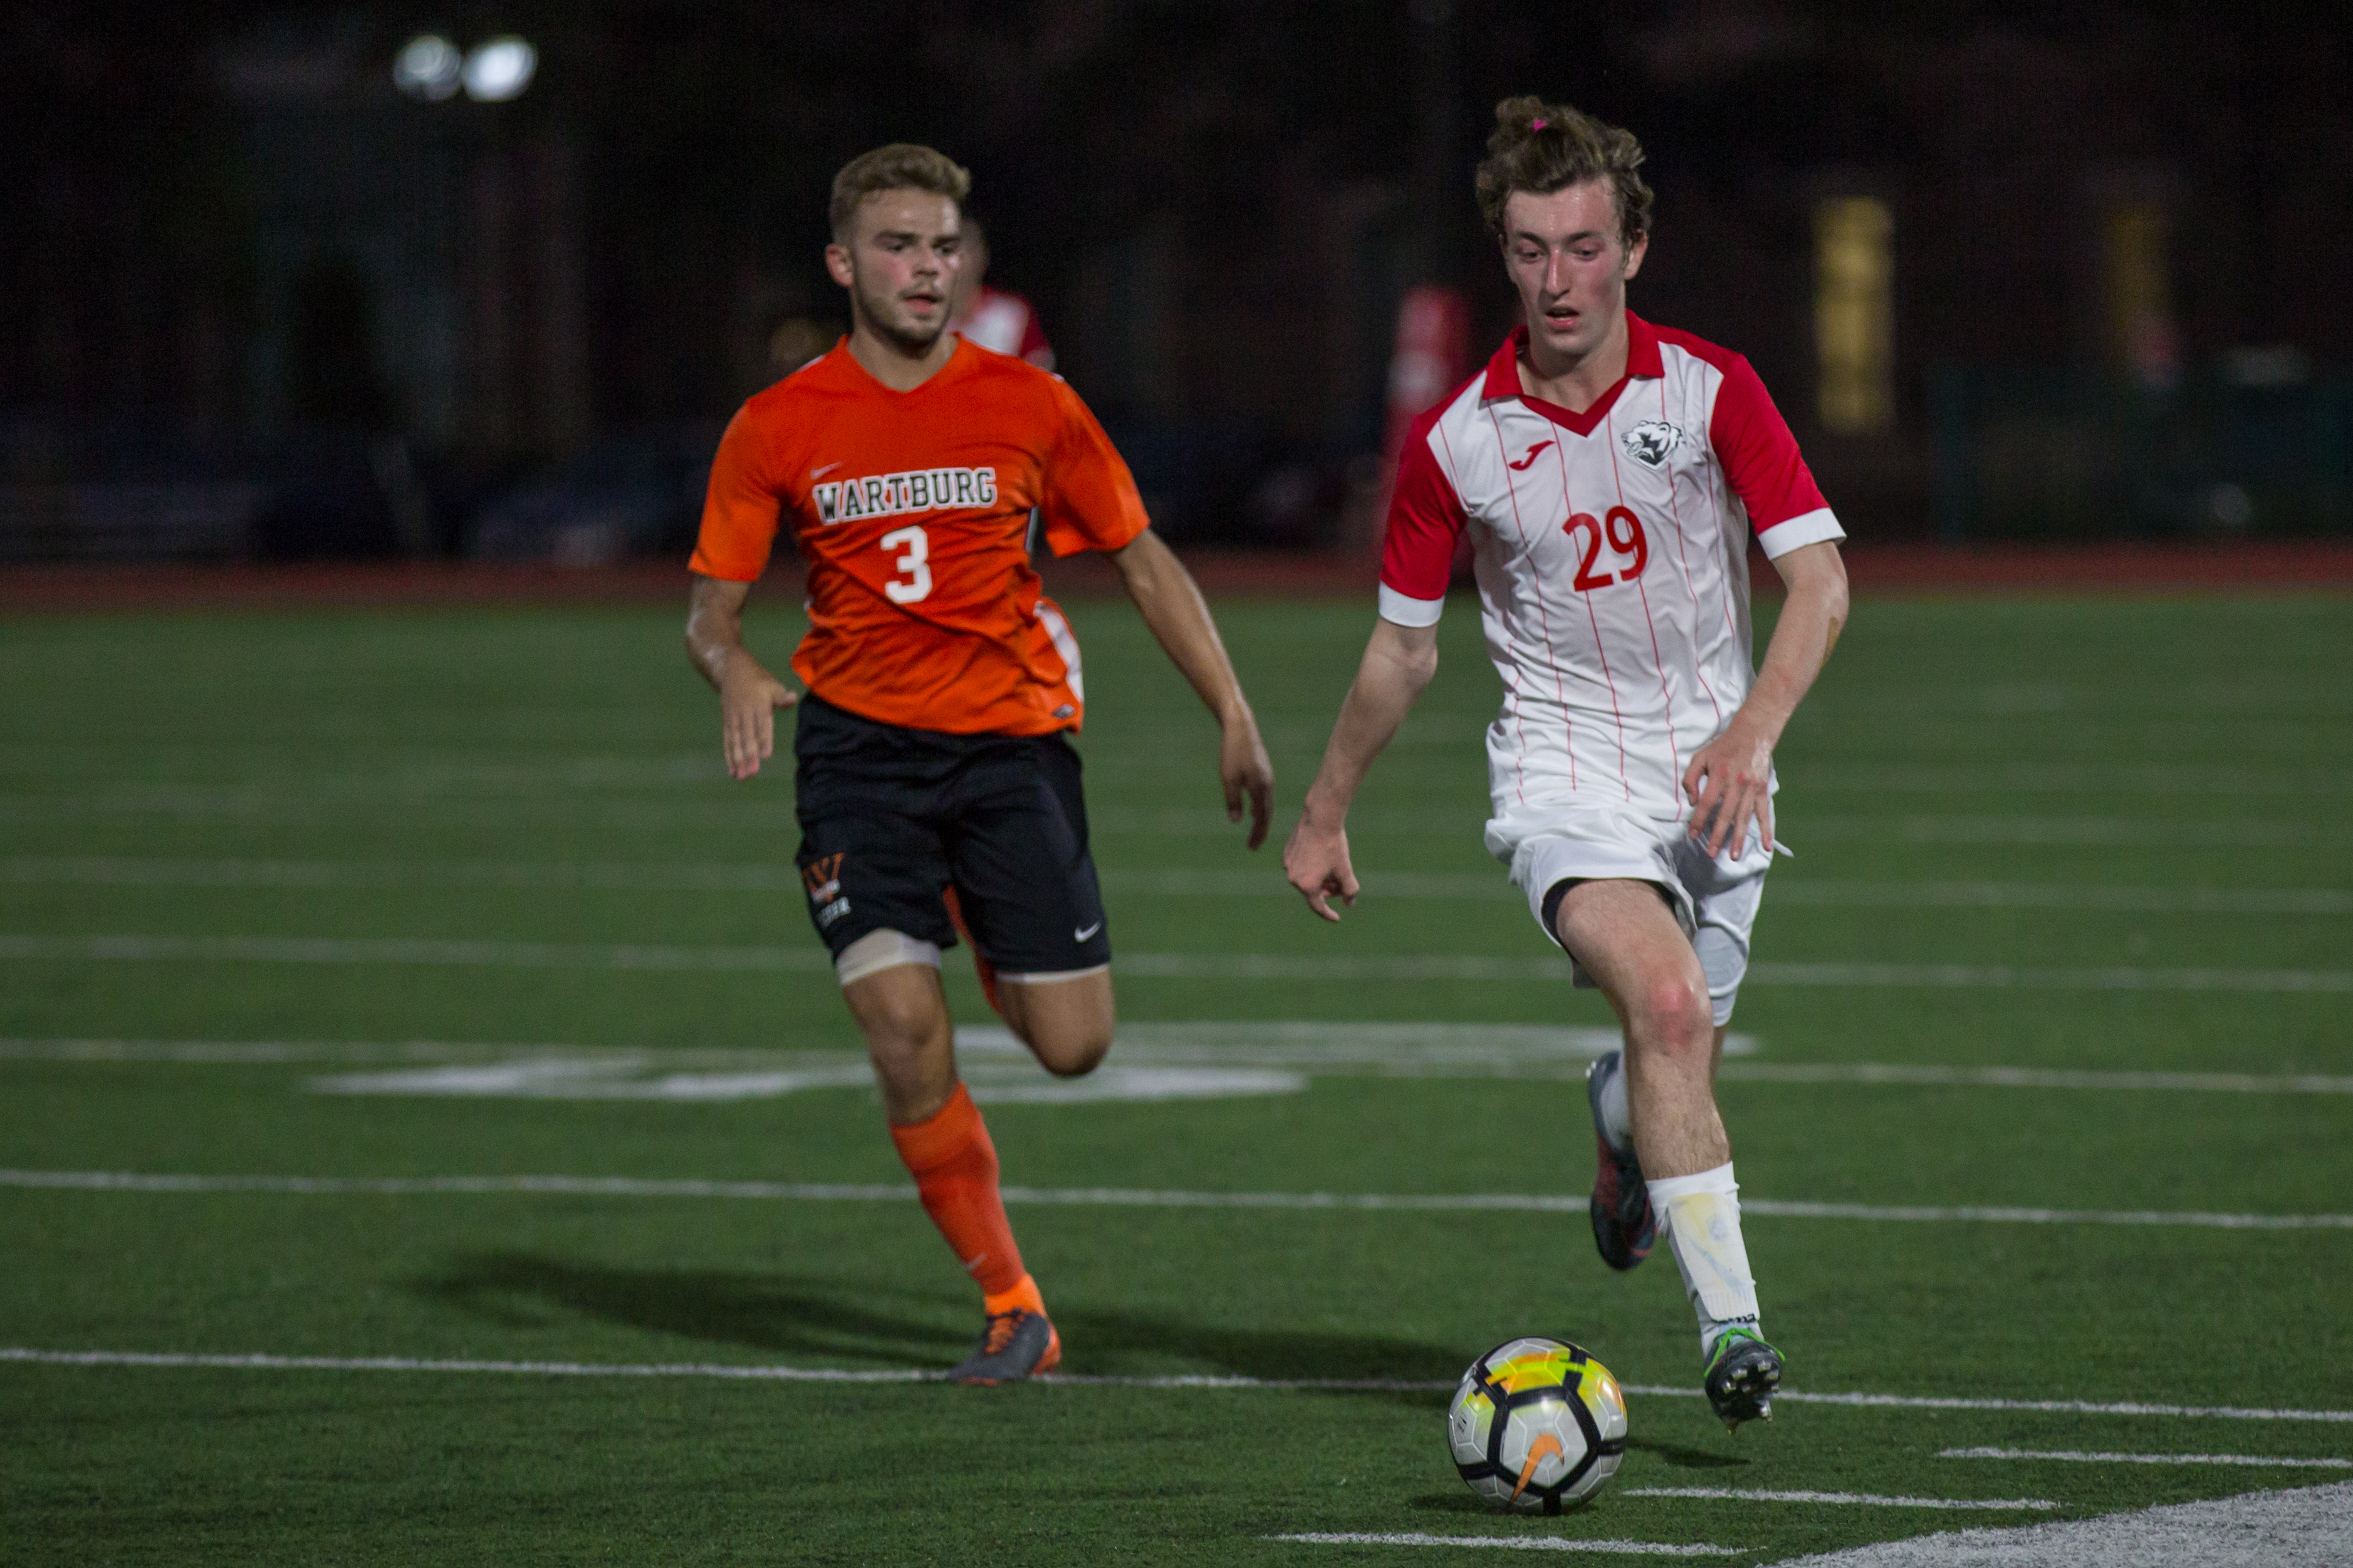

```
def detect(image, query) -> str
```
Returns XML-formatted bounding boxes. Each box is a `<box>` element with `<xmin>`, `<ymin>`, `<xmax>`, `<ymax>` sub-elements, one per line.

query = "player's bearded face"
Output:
<box><xmin>833</xmin><ymin>191</ymin><xmax>963</xmax><ymax>353</ymax></box>
<box><xmin>1501</xmin><ymin>181</ymin><xmax>1647</xmax><ymax>366</ymax></box>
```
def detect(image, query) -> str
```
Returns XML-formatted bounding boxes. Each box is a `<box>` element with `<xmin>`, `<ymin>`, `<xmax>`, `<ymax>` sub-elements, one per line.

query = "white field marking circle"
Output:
<box><xmin>8</xmin><ymin>858</ymin><xmax>2348</xmax><ymax>917</ymax></box>
<box><xmin>12</xmin><ymin>1035</ymin><xmax>2353</xmax><ymax>1098</ymax></box>
<box><xmin>301</xmin><ymin>1059</ymin><xmax>1305</xmax><ymax>1106</ymax></box>
<box><xmin>5</xmin><ymin>1348</ymin><xmax>2350</xmax><ymax>1423</ymax></box>
<box><xmin>1941</xmin><ymin>1448</ymin><xmax>2352</xmax><ymax>1468</ymax></box>
<box><xmin>1771</xmin><ymin>1480</ymin><xmax>2353</xmax><ymax>1568</ymax></box>
<box><xmin>1619</xmin><ymin>1487</ymin><xmax>2057</xmax><ymax>1510</ymax></box>
<box><xmin>6</xmin><ymin>932</ymin><xmax>2351</xmax><ymax>992</ymax></box>
<box><xmin>1268</xmin><ymin>1536</ymin><xmax>1747</xmax><ymax>1555</ymax></box>
<box><xmin>8</xmin><ymin>1169</ymin><xmax>2350</xmax><ymax>1232</ymax></box>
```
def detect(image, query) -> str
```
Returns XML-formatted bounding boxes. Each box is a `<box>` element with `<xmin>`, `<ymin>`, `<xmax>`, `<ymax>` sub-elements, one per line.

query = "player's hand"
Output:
<box><xmin>1283</xmin><ymin>811</ymin><xmax>1360</xmax><ymax>922</ymax></box>
<box><xmin>1682</xmin><ymin>717</ymin><xmax>1775</xmax><ymax>859</ymax></box>
<box><xmin>1220</xmin><ymin>708</ymin><xmax>1275</xmax><ymax>850</ymax></box>
<box><xmin>720</xmin><ymin>657</ymin><xmax>798</xmax><ymax>781</ymax></box>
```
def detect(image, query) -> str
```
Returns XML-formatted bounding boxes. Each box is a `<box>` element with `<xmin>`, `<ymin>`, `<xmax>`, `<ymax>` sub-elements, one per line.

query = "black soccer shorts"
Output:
<box><xmin>791</xmin><ymin>693</ymin><xmax>1112</xmax><ymax>977</ymax></box>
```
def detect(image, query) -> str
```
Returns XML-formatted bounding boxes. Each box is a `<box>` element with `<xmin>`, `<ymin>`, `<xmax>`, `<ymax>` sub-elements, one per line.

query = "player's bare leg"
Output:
<box><xmin>839</xmin><ymin>943</ymin><xmax>1060</xmax><ymax>1381</ymax></box>
<box><xmin>1554</xmin><ymin>880</ymin><xmax>1724</xmax><ymax>1178</ymax></box>
<box><xmin>999</xmin><ymin>971</ymin><xmax>1114</xmax><ymax>1078</ymax></box>
<box><xmin>1555</xmin><ymin>879</ymin><xmax>1778</xmax><ymax>1430</ymax></box>
<box><xmin>842</xmin><ymin>958</ymin><xmax>959</xmax><ymax>1123</ymax></box>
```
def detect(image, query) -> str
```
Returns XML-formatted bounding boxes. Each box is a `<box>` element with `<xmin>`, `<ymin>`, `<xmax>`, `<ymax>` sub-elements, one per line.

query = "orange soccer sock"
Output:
<box><xmin>888</xmin><ymin>1083</ymin><xmax>1030</xmax><ymax>1301</ymax></box>
<box><xmin>939</xmin><ymin>886</ymin><xmax>1006</xmax><ymax>1021</ymax></box>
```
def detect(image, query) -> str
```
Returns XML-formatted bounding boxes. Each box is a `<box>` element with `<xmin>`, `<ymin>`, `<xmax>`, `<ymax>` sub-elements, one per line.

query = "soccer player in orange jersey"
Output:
<box><xmin>684</xmin><ymin>143</ymin><xmax>1275</xmax><ymax>1383</ymax></box>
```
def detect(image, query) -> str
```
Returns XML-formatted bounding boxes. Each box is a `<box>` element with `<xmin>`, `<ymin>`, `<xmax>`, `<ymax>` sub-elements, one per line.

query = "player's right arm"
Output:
<box><xmin>684</xmin><ymin>403</ymin><xmax>799</xmax><ymax>781</ymax></box>
<box><xmin>1285</xmin><ymin>418</ymin><xmax>1464</xmax><ymax>920</ymax></box>
<box><xmin>1283</xmin><ymin>617</ymin><xmax>1439</xmax><ymax>921</ymax></box>
<box><xmin>685</xmin><ymin>574</ymin><xmax>798</xmax><ymax>781</ymax></box>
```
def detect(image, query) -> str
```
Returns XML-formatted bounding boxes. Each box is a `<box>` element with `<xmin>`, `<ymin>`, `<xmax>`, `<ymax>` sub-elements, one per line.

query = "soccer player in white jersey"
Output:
<box><xmin>1283</xmin><ymin>96</ymin><xmax>1849</xmax><ymax>1431</ymax></box>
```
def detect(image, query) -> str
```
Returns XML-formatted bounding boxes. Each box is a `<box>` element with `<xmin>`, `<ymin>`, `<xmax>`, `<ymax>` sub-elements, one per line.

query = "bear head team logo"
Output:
<box><xmin>1621</xmin><ymin>421</ymin><xmax>1685</xmax><ymax>469</ymax></box>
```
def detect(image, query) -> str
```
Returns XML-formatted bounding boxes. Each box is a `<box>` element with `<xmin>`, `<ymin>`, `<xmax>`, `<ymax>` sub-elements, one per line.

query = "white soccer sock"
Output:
<box><xmin>1647</xmin><ymin>1162</ymin><xmax>1761</xmax><ymax>1357</ymax></box>
<box><xmin>1596</xmin><ymin>1054</ymin><xmax>1634</xmax><ymax>1152</ymax></box>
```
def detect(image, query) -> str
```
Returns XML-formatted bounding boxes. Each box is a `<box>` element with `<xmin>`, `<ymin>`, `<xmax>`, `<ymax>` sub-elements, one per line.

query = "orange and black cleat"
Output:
<box><xmin>948</xmin><ymin>1306</ymin><xmax>1061</xmax><ymax>1384</ymax></box>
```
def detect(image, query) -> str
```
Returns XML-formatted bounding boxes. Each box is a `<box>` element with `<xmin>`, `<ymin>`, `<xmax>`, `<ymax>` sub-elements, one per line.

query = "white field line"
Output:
<box><xmin>1716</xmin><ymin>1062</ymin><xmax>2353</xmax><ymax>1094</ymax></box>
<box><xmin>10</xmin><ymin>859</ymin><xmax>2347</xmax><ymax>917</ymax></box>
<box><xmin>6</xmin><ymin>1347</ymin><xmax>2350</xmax><ymax>1422</ymax></box>
<box><xmin>1620</xmin><ymin>1488</ymin><xmax>2057</xmax><ymax>1510</ymax></box>
<box><xmin>7</xmin><ymin>1036</ymin><xmax>2349</xmax><ymax>1096</ymax></box>
<box><xmin>0</xmin><ymin>933</ymin><xmax>830</xmax><ymax>973</ymax></box>
<box><xmin>7</xmin><ymin>1169</ymin><xmax>2350</xmax><ymax>1232</ymax></box>
<box><xmin>1268</xmin><ymin>1535</ymin><xmax>1746</xmax><ymax>1556</ymax></box>
<box><xmin>1942</xmin><ymin>1447</ymin><xmax>2352</xmax><ymax>1468</ymax></box>
<box><xmin>4</xmin><ymin>933</ymin><xmax>2350</xmax><ymax>992</ymax></box>
<box><xmin>4</xmin><ymin>791</ymin><xmax>2349</xmax><ymax>847</ymax></box>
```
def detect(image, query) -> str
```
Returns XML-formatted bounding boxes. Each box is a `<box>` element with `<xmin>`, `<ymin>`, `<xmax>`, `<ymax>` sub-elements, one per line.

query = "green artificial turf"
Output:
<box><xmin>3</xmin><ymin>589</ymin><xmax>2350</xmax><ymax>1565</ymax></box>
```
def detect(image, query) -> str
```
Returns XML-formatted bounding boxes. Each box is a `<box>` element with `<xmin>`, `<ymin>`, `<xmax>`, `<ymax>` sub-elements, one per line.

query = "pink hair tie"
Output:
<box><xmin>1531</xmin><ymin>117</ymin><xmax>1548</xmax><ymax>130</ymax></box>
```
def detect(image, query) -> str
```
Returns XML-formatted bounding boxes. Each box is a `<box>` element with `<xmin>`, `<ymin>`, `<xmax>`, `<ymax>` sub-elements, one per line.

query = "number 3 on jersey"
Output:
<box><xmin>1563</xmin><ymin>506</ymin><xmax>1649</xmax><ymax>591</ymax></box>
<box><xmin>879</xmin><ymin>525</ymin><xmax>932</xmax><ymax>603</ymax></box>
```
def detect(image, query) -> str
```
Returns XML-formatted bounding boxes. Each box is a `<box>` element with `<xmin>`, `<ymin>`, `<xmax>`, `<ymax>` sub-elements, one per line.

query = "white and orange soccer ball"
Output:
<box><xmin>1446</xmin><ymin>1337</ymin><xmax>1629</xmax><ymax>1513</ymax></box>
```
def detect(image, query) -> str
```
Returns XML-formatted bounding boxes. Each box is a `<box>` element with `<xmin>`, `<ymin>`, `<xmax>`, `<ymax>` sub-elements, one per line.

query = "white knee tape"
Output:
<box><xmin>835</xmin><ymin>929</ymin><xmax>942</xmax><ymax>987</ymax></box>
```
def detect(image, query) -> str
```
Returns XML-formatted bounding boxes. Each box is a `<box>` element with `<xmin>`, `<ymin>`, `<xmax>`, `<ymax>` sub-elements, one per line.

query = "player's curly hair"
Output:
<box><xmin>828</xmin><ymin>143</ymin><xmax>972</xmax><ymax>240</ymax></box>
<box><xmin>1473</xmin><ymin>96</ymin><xmax>1652</xmax><ymax>248</ymax></box>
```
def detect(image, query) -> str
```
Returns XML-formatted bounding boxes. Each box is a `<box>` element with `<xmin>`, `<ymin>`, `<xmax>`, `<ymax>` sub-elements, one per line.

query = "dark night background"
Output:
<box><xmin>4</xmin><ymin>2</ymin><xmax>2349</xmax><ymax>563</ymax></box>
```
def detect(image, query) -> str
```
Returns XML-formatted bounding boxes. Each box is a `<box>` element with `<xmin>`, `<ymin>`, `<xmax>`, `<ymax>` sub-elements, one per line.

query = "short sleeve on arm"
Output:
<box><xmin>1038</xmin><ymin>380</ymin><xmax>1151</xmax><ymax>556</ymax></box>
<box><xmin>688</xmin><ymin>404</ymin><xmax>786</xmax><ymax>582</ymax></box>
<box><xmin>1376</xmin><ymin>423</ymin><xmax>1467</xmax><ymax>626</ymax></box>
<box><xmin>1708</xmin><ymin>355</ymin><xmax>1845</xmax><ymax>559</ymax></box>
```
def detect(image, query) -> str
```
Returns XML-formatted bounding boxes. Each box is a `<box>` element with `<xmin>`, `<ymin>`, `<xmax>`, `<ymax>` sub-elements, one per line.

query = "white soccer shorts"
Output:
<box><xmin>1490</xmin><ymin>806</ymin><xmax>1778</xmax><ymax>1027</ymax></box>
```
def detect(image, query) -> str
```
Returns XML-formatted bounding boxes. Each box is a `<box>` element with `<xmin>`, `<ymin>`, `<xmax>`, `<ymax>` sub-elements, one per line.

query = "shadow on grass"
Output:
<box><xmin>411</xmin><ymin>1251</ymin><xmax>1466</xmax><ymax>1395</ymax></box>
<box><xmin>1408</xmin><ymin>1492</ymin><xmax>1607</xmax><ymax>1515</ymax></box>
<box><xmin>412</xmin><ymin>1252</ymin><xmax>963</xmax><ymax>1364</ymax></box>
<box><xmin>1625</xmin><ymin>1436</ymin><xmax>1748</xmax><ymax>1470</ymax></box>
<box><xmin>1057</xmin><ymin>1306</ymin><xmax>1465</xmax><ymax>1403</ymax></box>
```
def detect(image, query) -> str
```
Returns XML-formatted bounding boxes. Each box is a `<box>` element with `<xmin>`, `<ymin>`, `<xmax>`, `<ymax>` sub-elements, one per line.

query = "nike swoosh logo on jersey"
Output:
<box><xmin>811</xmin><ymin>462</ymin><xmax>843</xmax><ymax>479</ymax></box>
<box><xmin>1073</xmin><ymin>922</ymin><xmax>1102</xmax><ymax>942</ymax></box>
<box><xmin>1508</xmin><ymin>440</ymin><xmax>1555</xmax><ymax>471</ymax></box>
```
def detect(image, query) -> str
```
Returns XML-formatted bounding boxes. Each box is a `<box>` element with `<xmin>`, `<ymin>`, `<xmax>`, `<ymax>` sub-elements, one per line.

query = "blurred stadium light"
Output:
<box><xmin>392</xmin><ymin>35</ymin><xmax>462</xmax><ymax>101</ymax></box>
<box><xmin>460</xmin><ymin>38</ymin><xmax>537</xmax><ymax>103</ymax></box>
<box><xmin>2</xmin><ymin>4</ymin><xmax>2349</xmax><ymax>564</ymax></box>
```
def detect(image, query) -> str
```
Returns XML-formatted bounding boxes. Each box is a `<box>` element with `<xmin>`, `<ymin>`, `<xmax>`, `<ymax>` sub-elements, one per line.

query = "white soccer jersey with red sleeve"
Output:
<box><xmin>1379</xmin><ymin>313</ymin><xmax>1844</xmax><ymax>829</ymax></box>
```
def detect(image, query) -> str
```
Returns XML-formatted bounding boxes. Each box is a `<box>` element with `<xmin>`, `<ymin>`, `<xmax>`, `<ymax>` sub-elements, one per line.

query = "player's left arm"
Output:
<box><xmin>1683</xmin><ymin>539</ymin><xmax>1848</xmax><ymax>858</ymax></box>
<box><xmin>1106</xmin><ymin>528</ymin><xmax>1275</xmax><ymax>849</ymax></box>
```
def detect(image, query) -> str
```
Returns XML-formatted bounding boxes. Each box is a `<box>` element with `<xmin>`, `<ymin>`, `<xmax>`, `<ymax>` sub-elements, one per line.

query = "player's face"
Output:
<box><xmin>1501</xmin><ymin>182</ymin><xmax>1648</xmax><ymax>367</ymax></box>
<box><xmin>827</xmin><ymin>191</ymin><xmax>964</xmax><ymax>352</ymax></box>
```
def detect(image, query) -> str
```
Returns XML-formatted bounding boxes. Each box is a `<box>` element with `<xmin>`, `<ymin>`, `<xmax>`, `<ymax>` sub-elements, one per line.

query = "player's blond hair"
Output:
<box><xmin>1474</xmin><ymin>96</ymin><xmax>1652</xmax><ymax>249</ymax></box>
<box><xmin>828</xmin><ymin>143</ymin><xmax>972</xmax><ymax>241</ymax></box>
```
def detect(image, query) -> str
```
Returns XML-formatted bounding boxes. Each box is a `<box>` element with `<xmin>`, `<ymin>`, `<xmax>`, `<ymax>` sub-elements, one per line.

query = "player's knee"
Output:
<box><xmin>857</xmin><ymin>987</ymin><xmax>949</xmax><ymax>1059</ymax></box>
<box><xmin>1636</xmin><ymin>975</ymin><xmax>1713</xmax><ymax>1056</ymax></box>
<box><xmin>1026</xmin><ymin>1020</ymin><xmax>1112</xmax><ymax>1077</ymax></box>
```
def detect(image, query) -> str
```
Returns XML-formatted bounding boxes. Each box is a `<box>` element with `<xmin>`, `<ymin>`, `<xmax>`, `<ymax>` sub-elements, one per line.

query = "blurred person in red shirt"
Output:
<box><xmin>947</xmin><ymin>215</ymin><xmax>1055</xmax><ymax>370</ymax></box>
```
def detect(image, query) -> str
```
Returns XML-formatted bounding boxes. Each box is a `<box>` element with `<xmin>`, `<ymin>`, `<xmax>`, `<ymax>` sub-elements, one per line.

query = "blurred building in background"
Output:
<box><xmin>2</xmin><ymin>1</ymin><xmax>2348</xmax><ymax>563</ymax></box>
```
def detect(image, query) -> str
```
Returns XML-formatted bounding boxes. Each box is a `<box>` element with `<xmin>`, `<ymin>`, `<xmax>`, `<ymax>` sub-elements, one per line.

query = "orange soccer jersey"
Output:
<box><xmin>690</xmin><ymin>338</ymin><xmax>1150</xmax><ymax>735</ymax></box>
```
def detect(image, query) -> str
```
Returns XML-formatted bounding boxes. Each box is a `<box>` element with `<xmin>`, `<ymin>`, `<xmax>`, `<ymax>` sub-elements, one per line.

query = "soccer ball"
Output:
<box><xmin>1446</xmin><ymin>1337</ymin><xmax>1629</xmax><ymax>1513</ymax></box>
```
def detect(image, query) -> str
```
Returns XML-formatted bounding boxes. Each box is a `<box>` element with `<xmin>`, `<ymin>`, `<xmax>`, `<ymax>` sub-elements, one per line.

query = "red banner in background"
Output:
<box><xmin>1382</xmin><ymin>285</ymin><xmax>1473</xmax><ymax>462</ymax></box>
<box><xmin>1364</xmin><ymin>284</ymin><xmax>1473</xmax><ymax>566</ymax></box>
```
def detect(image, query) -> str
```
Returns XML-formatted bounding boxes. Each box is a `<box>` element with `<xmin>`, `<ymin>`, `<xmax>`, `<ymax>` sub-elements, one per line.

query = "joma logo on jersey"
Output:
<box><xmin>1621</xmin><ymin>421</ymin><xmax>1685</xmax><ymax>468</ymax></box>
<box><xmin>812</xmin><ymin>466</ymin><xmax>998</xmax><ymax>526</ymax></box>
